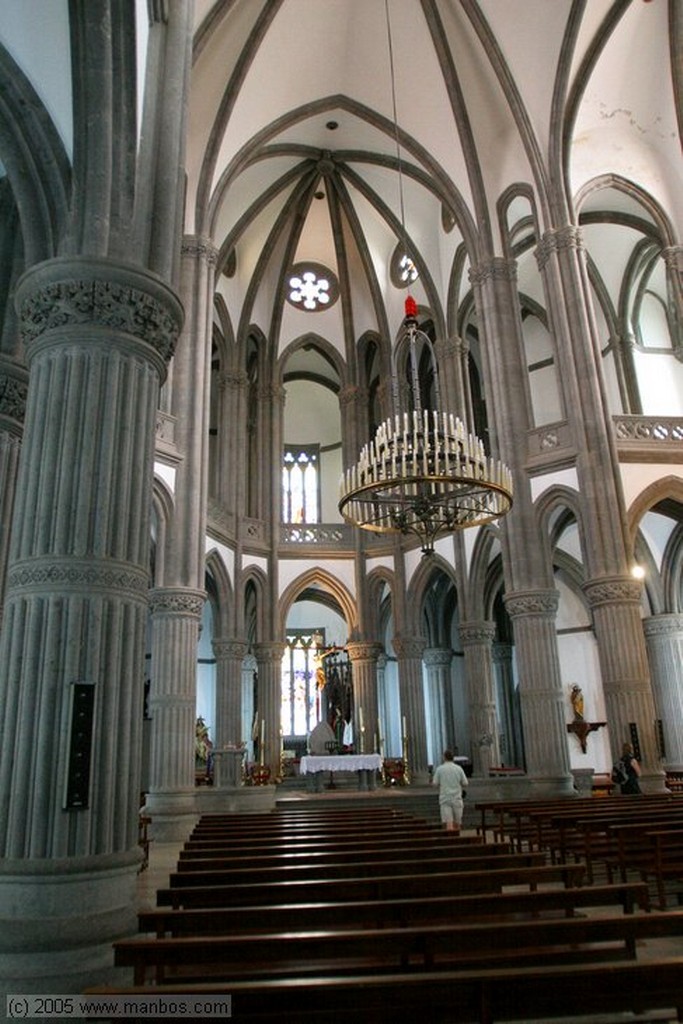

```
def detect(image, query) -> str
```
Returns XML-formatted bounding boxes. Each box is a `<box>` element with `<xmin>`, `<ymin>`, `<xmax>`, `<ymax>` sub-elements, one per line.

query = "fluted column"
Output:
<box><xmin>0</xmin><ymin>357</ymin><xmax>27</xmax><ymax>630</ymax></box>
<box><xmin>147</xmin><ymin>588</ymin><xmax>206</xmax><ymax>800</ymax></box>
<box><xmin>393</xmin><ymin>636</ymin><xmax>429</xmax><ymax>784</ymax></box>
<box><xmin>584</xmin><ymin>576</ymin><xmax>665</xmax><ymax>789</ymax></box>
<box><xmin>423</xmin><ymin>647</ymin><xmax>452</xmax><ymax>765</ymax></box>
<box><xmin>459</xmin><ymin>623</ymin><xmax>499</xmax><ymax>777</ymax></box>
<box><xmin>0</xmin><ymin>257</ymin><xmax>182</xmax><ymax>985</ymax></box>
<box><xmin>145</xmin><ymin>237</ymin><xmax>216</xmax><ymax>827</ymax></box>
<box><xmin>254</xmin><ymin>641</ymin><xmax>286</xmax><ymax>780</ymax></box>
<box><xmin>346</xmin><ymin>641</ymin><xmax>382</xmax><ymax>753</ymax></box>
<box><xmin>493</xmin><ymin>641</ymin><xmax>523</xmax><ymax>767</ymax></box>
<box><xmin>504</xmin><ymin>590</ymin><xmax>573</xmax><ymax>791</ymax></box>
<box><xmin>642</xmin><ymin>614</ymin><xmax>683</xmax><ymax>771</ymax></box>
<box><xmin>214</xmin><ymin>639</ymin><xmax>248</xmax><ymax>748</ymax></box>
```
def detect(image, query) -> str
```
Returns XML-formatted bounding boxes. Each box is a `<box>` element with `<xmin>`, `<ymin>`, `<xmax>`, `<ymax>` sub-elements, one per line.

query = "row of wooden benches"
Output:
<box><xmin>475</xmin><ymin>793</ymin><xmax>683</xmax><ymax>904</ymax></box>
<box><xmin>86</xmin><ymin>803</ymin><xmax>683</xmax><ymax>1022</ymax></box>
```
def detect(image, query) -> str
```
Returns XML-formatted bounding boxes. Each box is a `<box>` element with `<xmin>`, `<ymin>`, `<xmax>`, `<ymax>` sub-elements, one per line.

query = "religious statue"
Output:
<box><xmin>195</xmin><ymin>716</ymin><xmax>214</xmax><ymax>765</ymax></box>
<box><xmin>570</xmin><ymin>684</ymin><xmax>584</xmax><ymax>721</ymax></box>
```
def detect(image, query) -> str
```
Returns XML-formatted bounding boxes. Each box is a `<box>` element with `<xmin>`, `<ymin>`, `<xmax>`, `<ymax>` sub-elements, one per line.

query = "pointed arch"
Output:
<box><xmin>150</xmin><ymin>475</ymin><xmax>175</xmax><ymax>585</ymax></box>
<box><xmin>627</xmin><ymin>475</ymin><xmax>683</xmax><ymax>549</ymax></box>
<box><xmin>405</xmin><ymin>553</ymin><xmax>459</xmax><ymax>640</ymax></box>
<box><xmin>239</xmin><ymin>566</ymin><xmax>270</xmax><ymax>644</ymax></box>
<box><xmin>0</xmin><ymin>40</ymin><xmax>70</xmax><ymax>264</ymax></box>
<box><xmin>278</xmin><ymin>566</ymin><xmax>358</xmax><ymax>638</ymax></box>
<box><xmin>205</xmin><ymin>548</ymin><xmax>235</xmax><ymax>638</ymax></box>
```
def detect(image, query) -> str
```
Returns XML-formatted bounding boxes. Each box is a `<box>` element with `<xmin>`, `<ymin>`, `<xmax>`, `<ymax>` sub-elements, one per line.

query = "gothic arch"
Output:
<box><xmin>574</xmin><ymin>173</ymin><xmax>678</xmax><ymax>246</ymax></box>
<box><xmin>239</xmin><ymin>566</ymin><xmax>271</xmax><ymax>644</ymax></box>
<box><xmin>535</xmin><ymin>483</ymin><xmax>588</xmax><ymax>581</ymax></box>
<box><xmin>150</xmin><ymin>475</ymin><xmax>175</xmax><ymax>586</ymax></box>
<box><xmin>467</xmin><ymin>525</ymin><xmax>506</xmax><ymax>622</ymax></box>
<box><xmin>278</xmin><ymin>567</ymin><xmax>357</xmax><ymax>639</ymax></box>
<box><xmin>278</xmin><ymin>332</ymin><xmax>348</xmax><ymax>391</ymax></box>
<box><xmin>0</xmin><ymin>40</ymin><xmax>70</xmax><ymax>265</ymax></box>
<box><xmin>404</xmin><ymin>553</ymin><xmax>459</xmax><ymax>641</ymax></box>
<box><xmin>364</xmin><ymin>566</ymin><xmax>395</xmax><ymax>642</ymax></box>
<box><xmin>627</xmin><ymin>475</ymin><xmax>683</xmax><ymax>549</ymax></box>
<box><xmin>205</xmin><ymin>548</ymin><xmax>235</xmax><ymax>638</ymax></box>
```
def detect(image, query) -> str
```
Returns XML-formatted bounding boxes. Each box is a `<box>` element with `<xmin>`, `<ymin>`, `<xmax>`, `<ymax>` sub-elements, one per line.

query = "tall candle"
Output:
<box><xmin>260</xmin><ymin>719</ymin><xmax>265</xmax><ymax>766</ymax></box>
<box><xmin>359</xmin><ymin>705</ymin><xmax>364</xmax><ymax>731</ymax></box>
<box><xmin>402</xmin><ymin>716</ymin><xmax>407</xmax><ymax>737</ymax></box>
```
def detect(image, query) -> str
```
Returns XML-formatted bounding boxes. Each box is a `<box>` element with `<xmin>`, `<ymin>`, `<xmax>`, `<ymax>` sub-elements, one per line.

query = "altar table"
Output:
<box><xmin>299</xmin><ymin>754</ymin><xmax>383</xmax><ymax>792</ymax></box>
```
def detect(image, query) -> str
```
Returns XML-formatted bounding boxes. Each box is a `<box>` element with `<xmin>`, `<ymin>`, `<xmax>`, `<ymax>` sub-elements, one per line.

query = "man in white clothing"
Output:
<box><xmin>431</xmin><ymin>749</ymin><xmax>469</xmax><ymax>833</ymax></box>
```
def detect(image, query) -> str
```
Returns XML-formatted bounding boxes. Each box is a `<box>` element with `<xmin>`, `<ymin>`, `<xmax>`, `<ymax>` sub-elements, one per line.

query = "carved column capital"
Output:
<box><xmin>459</xmin><ymin>621</ymin><xmax>496</xmax><ymax>646</ymax></box>
<box><xmin>423</xmin><ymin>647</ymin><xmax>453</xmax><ymax>668</ymax></box>
<box><xmin>535</xmin><ymin>225</ymin><xmax>585</xmax><ymax>270</ymax></box>
<box><xmin>15</xmin><ymin>257</ymin><xmax>184</xmax><ymax>373</ymax></box>
<box><xmin>254</xmin><ymin>641</ymin><xmax>287</xmax><ymax>664</ymax></box>
<box><xmin>346</xmin><ymin>641</ymin><xmax>383</xmax><ymax>663</ymax></box>
<box><xmin>468</xmin><ymin>257</ymin><xmax>517</xmax><ymax>288</ymax></box>
<box><xmin>0</xmin><ymin>360</ymin><xmax>28</xmax><ymax>432</ymax></box>
<box><xmin>582</xmin><ymin>575</ymin><xmax>643</xmax><ymax>609</ymax></box>
<box><xmin>181</xmin><ymin>235</ymin><xmax>219</xmax><ymax>266</ymax></box>
<box><xmin>149</xmin><ymin>587</ymin><xmax>206</xmax><ymax>618</ymax></box>
<box><xmin>213</xmin><ymin>639</ymin><xmax>249</xmax><ymax>661</ymax></box>
<box><xmin>393</xmin><ymin>635</ymin><xmax>425</xmax><ymax>660</ymax></box>
<box><xmin>504</xmin><ymin>589</ymin><xmax>559</xmax><ymax>619</ymax></box>
<box><xmin>642</xmin><ymin>614</ymin><xmax>683</xmax><ymax>640</ymax></box>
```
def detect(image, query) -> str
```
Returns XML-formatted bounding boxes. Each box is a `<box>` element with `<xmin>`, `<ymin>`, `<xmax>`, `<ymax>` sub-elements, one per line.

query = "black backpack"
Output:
<box><xmin>611</xmin><ymin>759</ymin><xmax>628</xmax><ymax>785</ymax></box>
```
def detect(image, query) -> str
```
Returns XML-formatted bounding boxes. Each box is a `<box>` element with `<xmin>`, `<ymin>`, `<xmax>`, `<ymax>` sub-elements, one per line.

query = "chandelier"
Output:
<box><xmin>338</xmin><ymin>1</ymin><xmax>512</xmax><ymax>556</ymax></box>
<box><xmin>338</xmin><ymin>297</ymin><xmax>513</xmax><ymax>556</ymax></box>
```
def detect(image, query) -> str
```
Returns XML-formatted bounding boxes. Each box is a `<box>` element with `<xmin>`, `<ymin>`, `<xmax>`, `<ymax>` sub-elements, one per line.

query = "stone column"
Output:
<box><xmin>504</xmin><ymin>590</ymin><xmax>574</xmax><ymax>792</ymax></box>
<box><xmin>435</xmin><ymin>335</ymin><xmax>472</xmax><ymax>425</ymax></box>
<box><xmin>393</xmin><ymin>636</ymin><xmax>429</xmax><ymax>784</ymax></box>
<box><xmin>0</xmin><ymin>256</ymin><xmax>182</xmax><ymax>988</ymax></box>
<box><xmin>459</xmin><ymin>623</ymin><xmax>500</xmax><ymax>777</ymax></box>
<box><xmin>0</xmin><ymin>358</ymin><xmax>27</xmax><ymax>630</ymax></box>
<box><xmin>584</xmin><ymin>576</ymin><xmax>665</xmax><ymax>789</ymax></box>
<box><xmin>146</xmin><ymin>587</ymin><xmax>205</xmax><ymax>833</ymax></box>
<box><xmin>346</xmin><ymin>641</ymin><xmax>382</xmax><ymax>754</ymax></box>
<box><xmin>642</xmin><ymin>614</ymin><xmax>683</xmax><ymax>772</ymax></box>
<box><xmin>214</xmin><ymin>639</ymin><xmax>248</xmax><ymax>749</ymax></box>
<box><xmin>144</xmin><ymin>237</ymin><xmax>216</xmax><ymax>832</ymax></box>
<box><xmin>493</xmin><ymin>641</ymin><xmax>523</xmax><ymax>768</ymax></box>
<box><xmin>254</xmin><ymin>641</ymin><xmax>286</xmax><ymax>781</ymax></box>
<box><xmin>423</xmin><ymin>647</ymin><xmax>452</xmax><ymax>765</ymax></box>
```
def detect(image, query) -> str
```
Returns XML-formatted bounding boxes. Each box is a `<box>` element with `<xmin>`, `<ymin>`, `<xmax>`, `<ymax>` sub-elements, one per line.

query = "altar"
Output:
<box><xmin>299</xmin><ymin>753</ymin><xmax>382</xmax><ymax>792</ymax></box>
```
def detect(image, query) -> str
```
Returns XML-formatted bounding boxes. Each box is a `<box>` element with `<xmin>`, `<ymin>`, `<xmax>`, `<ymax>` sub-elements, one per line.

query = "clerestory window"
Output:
<box><xmin>282</xmin><ymin>445</ymin><xmax>320</xmax><ymax>523</ymax></box>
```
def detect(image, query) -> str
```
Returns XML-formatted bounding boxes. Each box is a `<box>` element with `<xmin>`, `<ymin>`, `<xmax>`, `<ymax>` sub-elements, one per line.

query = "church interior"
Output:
<box><xmin>0</xmin><ymin>0</ymin><xmax>682</xmax><ymax>1011</ymax></box>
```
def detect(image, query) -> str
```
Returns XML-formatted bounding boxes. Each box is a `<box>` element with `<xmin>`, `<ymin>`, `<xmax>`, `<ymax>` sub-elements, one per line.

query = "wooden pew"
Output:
<box><xmin>114</xmin><ymin>910</ymin><xmax>683</xmax><ymax>985</ymax></box>
<box><xmin>165</xmin><ymin>850</ymin><xmax>548</xmax><ymax>890</ymax></box>
<box><xmin>541</xmin><ymin>805</ymin><xmax>683</xmax><ymax>883</ymax></box>
<box><xmin>85</xmin><ymin>958</ymin><xmax>683</xmax><ymax>1023</ymax></box>
<box><xmin>179</xmin><ymin>832</ymin><xmax>485</xmax><ymax>858</ymax></box>
<box><xmin>157</xmin><ymin>862</ymin><xmax>586</xmax><ymax>909</ymax></box>
<box><xmin>171</xmin><ymin>847</ymin><xmax>528</xmax><ymax>880</ymax></box>
<box><xmin>608</xmin><ymin>824</ymin><xmax>683</xmax><ymax>908</ymax></box>
<box><xmin>138</xmin><ymin>881</ymin><xmax>650</xmax><ymax>938</ymax></box>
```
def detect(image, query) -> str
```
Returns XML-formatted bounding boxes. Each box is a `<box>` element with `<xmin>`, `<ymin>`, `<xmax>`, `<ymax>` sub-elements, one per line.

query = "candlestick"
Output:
<box><xmin>259</xmin><ymin>719</ymin><xmax>265</xmax><ymax>766</ymax></box>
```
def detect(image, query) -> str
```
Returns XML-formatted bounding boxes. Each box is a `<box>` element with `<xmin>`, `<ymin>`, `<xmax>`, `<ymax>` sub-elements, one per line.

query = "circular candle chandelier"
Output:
<box><xmin>339</xmin><ymin>298</ymin><xmax>513</xmax><ymax>556</ymax></box>
<box><xmin>338</xmin><ymin>1</ymin><xmax>513</xmax><ymax>556</ymax></box>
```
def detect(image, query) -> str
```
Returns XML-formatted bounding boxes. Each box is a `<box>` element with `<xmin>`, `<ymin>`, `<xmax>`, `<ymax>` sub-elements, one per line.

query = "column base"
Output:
<box><xmin>195</xmin><ymin>786</ymin><xmax>276</xmax><ymax>814</ymax></box>
<box><xmin>0</xmin><ymin>850</ymin><xmax>139</xmax><ymax>1000</ymax></box>
<box><xmin>142</xmin><ymin>790</ymin><xmax>199</xmax><ymax>842</ymax></box>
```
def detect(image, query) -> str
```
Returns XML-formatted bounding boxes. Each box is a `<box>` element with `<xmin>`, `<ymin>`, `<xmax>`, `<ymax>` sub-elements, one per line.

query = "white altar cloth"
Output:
<box><xmin>299</xmin><ymin>754</ymin><xmax>382</xmax><ymax>774</ymax></box>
